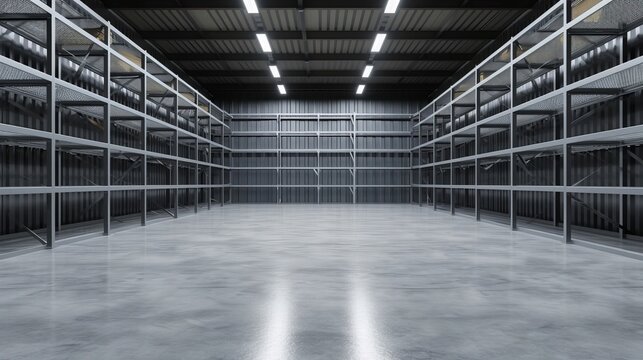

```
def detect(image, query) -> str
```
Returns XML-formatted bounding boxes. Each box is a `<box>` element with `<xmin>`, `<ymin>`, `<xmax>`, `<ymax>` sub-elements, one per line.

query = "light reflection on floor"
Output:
<box><xmin>350</xmin><ymin>274</ymin><xmax>391</xmax><ymax>360</ymax></box>
<box><xmin>1</xmin><ymin>205</ymin><xmax>643</xmax><ymax>360</ymax></box>
<box><xmin>254</xmin><ymin>277</ymin><xmax>292</xmax><ymax>360</ymax></box>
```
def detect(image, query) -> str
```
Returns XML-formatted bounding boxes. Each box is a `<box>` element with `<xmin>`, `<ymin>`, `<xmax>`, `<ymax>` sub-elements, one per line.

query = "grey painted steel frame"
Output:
<box><xmin>0</xmin><ymin>0</ymin><xmax>232</xmax><ymax>249</ymax></box>
<box><xmin>411</xmin><ymin>0</ymin><xmax>643</xmax><ymax>251</ymax></box>
<box><xmin>231</xmin><ymin>112</ymin><xmax>412</xmax><ymax>203</ymax></box>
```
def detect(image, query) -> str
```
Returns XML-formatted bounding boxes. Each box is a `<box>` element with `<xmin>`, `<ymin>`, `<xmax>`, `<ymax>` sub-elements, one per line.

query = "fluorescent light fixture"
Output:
<box><xmin>256</xmin><ymin>33</ymin><xmax>272</xmax><ymax>52</ymax></box>
<box><xmin>384</xmin><ymin>0</ymin><xmax>401</xmax><ymax>14</ymax></box>
<box><xmin>269</xmin><ymin>65</ymin><xmax>281</xmax><ymax>78</ymax></box>
<box><xmin>356</xmin><ymin>84</ymin><xmax>365</xmax><ymax>95</ymax></box>
<box><xmin>243</xmin><ymin>0</ymin><xmax>259</xmax><ymax>13</ymax></box>
<box><xmin>371</xmin><ymin>33</ymin><xmax>387</xmax><ymax>53</ymax></box>
<box><xmin>278</xmin><ymin>84</ymin><xmax>287</xmax><ymax>95</ymax></box>
<box><xmin>362</xmin><ymin>65</ymin><xmax>373</xmax><ymax>78</ymax></box>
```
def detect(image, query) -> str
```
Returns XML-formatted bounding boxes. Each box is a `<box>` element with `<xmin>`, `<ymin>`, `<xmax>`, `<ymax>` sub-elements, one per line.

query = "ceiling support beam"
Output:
<box><xmin>102</xmin><ymin>0</ymin><xmax>536</xmax><ymax>10</ymax></box>
<box><xmin>139</xmin><ymin>31</ymin><xmax>501</xmax><ymax>41</ymax></box>
<box><xmin>204</xmin><ymin>83</ymin><xmax>439</xmax><ymax>92</ymax></box>
<box><xmin>166</xmin><ymin>53</ymin><xmax>475</xmax><ymax>62</ymax></box>
<box><xmin>188</xmin><ymin>70</ymin><xmax>452</xmax><ymax>77</ymax></box>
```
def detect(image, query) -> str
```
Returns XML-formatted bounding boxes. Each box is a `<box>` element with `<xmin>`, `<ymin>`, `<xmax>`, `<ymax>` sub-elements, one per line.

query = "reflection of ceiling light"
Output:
<box><xmin>362</xmin><ymin>65</ymin><xmax>373</xmax><ymax>78</ymax></box>
<box><xmin>269</xmin><ymin>65</ymin><xmax>281</xmax><ymax>78</ymax></box>
<box><xmin>371</xmin><ymin>34</ymin><xmax>387</xmax><ymax>53</ymax></box>
<box><xmin>243</xmin><ymin>0</ymin><xmax>259</xmax><ymax>13</ymax></box>
<box><xmin>499</xmin><ymin>48</ymin><xmax>511</xmax><ymax>61</ymax></box>
<box><xmin>586</xmin><ymin>11</ymin><xmax>602</xmax><ymax>23</ymax></box>
<box><xmin>356</xmin><ymin>84</ymin><xmax>365</xmax><ymax>95</ymax></box>
<box><xmin>384</xmin><ymin>0</ymin><xmax>401</xmax><ymax>14</ymax></box>
<box><xmin>256</xmin><ymin>33</ymin><xmax>272</xmax><ymax>52</ymax></box>
<box><xmin>278</xmin><ymin>84</ymin><xmax>287</xmax><ymax>94</ymax></box>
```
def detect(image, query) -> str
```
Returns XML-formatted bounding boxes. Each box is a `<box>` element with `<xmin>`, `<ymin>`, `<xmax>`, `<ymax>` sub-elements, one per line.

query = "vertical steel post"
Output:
<box><xmin>103</xmin><ymin>147</ymin><xmax>111</xmax><ymax>235</ymax></box>
<box><xmin>278</xmin><ymin>114</ymin><xmax>282</xmax><ymax>203</ymax></box>
<box><xmin>221</xmin><ymin>114</ymin><xmax>225</xmax><ymax>206</ymax></box>
<box><xmin>618</xmin><ymin>32</ymin><xmax>627</xmax><ymax>239</ymax></box>
<box><xmin>552</xmin><ymin>116</ymin><xmax>558</xmax><ymax>227</ymax></box>
<box><xmin>352</xmin><ymin>113</ymin><xmax>357</xmax><ymax>204</ymax></box>
<box><xmin>509</xmin><ymin>41</ymin><xmax>518</xmax><ymax>231</ymax></box>
<box><xmin>510</xmin><ymin>114</ymin><xmax>517</xmax><ymax>230</ymax></box>
<box><xmin>46</xmin><ymin>6</ymin><xmax>56</xmax><ymax>248</ymax></box>
<box><xmin>475</xmin><ymin>80</ymin><xmax>481</xmax><ymax>221</ymax></box>
<box><xmin>141</xmin><ymin>118</ymin><xmax>147</xmax><ymax>225</ymax></box>
<box><xmin>46</xmin><ymin>139</ymin><xmax>55</xmax><ymax>249</ymax></box>
<box><xmin>450</xmin><ymin>137</ymin><xmax>455</xmax><ymax>215</ymax></box>
<box><xmin>194</xmin><ymin>138</ymin><xmax>199</xmax><ymax>213</ymax></box>
<box><xmin>103</xmin><ymin>25</ymin><xmax>111</xmax><ymax>235</ymax></box>
<box><xmin>433</xmin><ymin>143</ymin><xmax>437</xmax><ymax>211</ymax></box>
<box><xmin>173</xmin><ymin>92</ymin><xmax>179</xmax><ymax>218</ymax></box>
<box><xmin>317</xmin><ymin>114</ymin><xmax>320</xmax><ymax>204</ymax></box>
<box><xmin>141</xmin><ymin>53</ymin><xmax>148</xmax><ymax>226</ymax></box>
<box><xmin>562</xmin><ymin>3</ymin><xmax>573</xmax><ymax>243</ymax></box>
<box><xmin>206</xmin><ymin>100</ymin><xmax>212</xmax><ymax>210</ymax></box>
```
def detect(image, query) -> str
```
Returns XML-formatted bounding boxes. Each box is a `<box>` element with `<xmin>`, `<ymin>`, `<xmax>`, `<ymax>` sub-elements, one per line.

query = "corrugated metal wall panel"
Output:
<box><xmin>229</xmin><ymin>99</ymin><xmax>414</xmax><ymax>204</ymax></box>
<box><xmin>222</xmin><ymin>99</ymin><xmax>419</xmax><ymax>114</ymax></box>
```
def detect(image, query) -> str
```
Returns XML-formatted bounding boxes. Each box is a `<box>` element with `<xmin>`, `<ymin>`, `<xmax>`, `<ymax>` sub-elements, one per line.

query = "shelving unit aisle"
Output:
<box><xmin>412</xmin><ymin>0</ymin><xmax>643</xmax><ymax>254</ymax></box>
<box><xmin>0</xmin><ymin>0</ymin><xmax>231</xmax><ymax>254</ymax></box>
<box><xmin>231</xmin><ymin>113</ymin><xmax>412</xmax><ymax>203</ymax></box>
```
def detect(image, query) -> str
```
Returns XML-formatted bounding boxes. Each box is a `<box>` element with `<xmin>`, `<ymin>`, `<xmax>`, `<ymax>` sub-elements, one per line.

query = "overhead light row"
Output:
<box><xmin>245</xmin><ymin>2</ymin><xmax>286</xmax><ymax>94</ymax></box>
<box><xmin>362</xmin><ymin>65</ymin><xmax>373</xmax><ymax>78</ymax></box>
<box><xmin>384</xmin><ymin>0</ymin><xmax>401</xmax><ymax>14</ymax></box>
<box><xmin>247</xmin><ymin>0</ymin><xmax>398</xmax><ymax>14</ymax></box>
<box><xmin>243</xmin><ymin>0</ymin><xmax>259</xmax><ymax>14</ymax></box>
<box><xmin>248</xmin><ymin>0</ymin><xmax>399</xmax><ymax>95</ymax></box>
<box><xmin>358</xmin><ymin>1</ymin><xmax>399</xmax><ymax>94</ymax></box>
<box><xmin>269</xmin><ymin>65</ymin><xmax>280</xmax><ymax>78</ymax></box>
<box><xmin>358</xmin><ymin>32</ymin><xmax>385</xmax><ymax>94</ymax></box>
<box><xmin>371</xmin><ymin>33</ymin><xmax>387</xmax><ymax>53</ymax></box>
<box><xmin>256</xmin><ymin>33</ymin><xmax>272</xmax><ymax>52</ymax></box>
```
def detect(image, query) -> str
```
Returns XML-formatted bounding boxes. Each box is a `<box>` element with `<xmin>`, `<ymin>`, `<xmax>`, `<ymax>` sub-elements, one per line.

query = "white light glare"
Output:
<box><xmin>371</xmin><ymin>33</ymin><xmax>387</xmax><ymax>53</ymax></box>
<box><xmin>278</xmin><ymin>84</ymin><xmax>287</xmax><ymax>95</ymax></box>
<box><xmin>256</xmin><ymin>33</ymin><xmax>272</xmax><ymax>52</ymax></box>
<box><xmin>269</xmin><ymin>65</ymin><xmax>281</xmax><ymax>78</ymax></box>
<box><xmin>356</xmin><ymin>84</ymin><xmax>365</xmax><ymax>95</ymax></box>
<box><xmin>384</xmin><ymin>0</ymin><xmax>401</xmax><ymax>14</ymax></box>
<box><xmin>243</xmin><ymin>0</ymin><xmax>259</xmax><ymax>13</ymax></box>
<box><xmin>362</xmin><ymin>65</ymin><xmax>373</xmax><ymax>78</ymax></box>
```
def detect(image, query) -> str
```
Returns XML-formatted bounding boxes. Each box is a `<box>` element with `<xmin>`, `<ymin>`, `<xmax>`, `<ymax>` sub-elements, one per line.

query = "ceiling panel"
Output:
<box><xmin>98</xmin><ymin>0</ymin><xmax>544</xmax><ymax>98</ymax></box>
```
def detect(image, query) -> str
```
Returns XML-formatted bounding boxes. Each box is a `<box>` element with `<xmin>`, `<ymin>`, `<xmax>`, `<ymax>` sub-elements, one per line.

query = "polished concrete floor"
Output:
<box><xmin>1</xmin><ymin>205</ymin><xmax>643</xmax><ymax>360</ymax></box>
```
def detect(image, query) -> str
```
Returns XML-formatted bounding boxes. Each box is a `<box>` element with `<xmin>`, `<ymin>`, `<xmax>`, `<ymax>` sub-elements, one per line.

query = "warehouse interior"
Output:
<box><xmin>1</xmin><ymin>0</ymin><xmax>643</xmax><ymax>359</ymax></box>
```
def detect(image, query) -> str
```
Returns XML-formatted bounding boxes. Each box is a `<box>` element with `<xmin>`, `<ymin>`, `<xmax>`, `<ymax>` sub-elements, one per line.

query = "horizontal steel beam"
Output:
<box><xmin>104</xmin><ymin>0</ymin><xmax>536</xmax><ymax>9</ymax></box>
<box><xmin>0</xmin><ymin>13</ymin><xmax>50</xmax><ymax>20</ymax></box>
<box><xmin>166</xmin><ymin>53</ymin><xmax>475</xmax><ymax>62</ymax></box>
<box><xmin>140</xmin><ymin>30</ymin><xmax>500</xmax><ymax>41</ymax></box>
<box><xmin>204</xmin><ymin>83</ymin><xmax>438</xmax><ymax>92</ymax></box>
<box><xmin>189</xmin><ymin>70</ymin><xmax>451</xmax><ymax>78</ymax></box>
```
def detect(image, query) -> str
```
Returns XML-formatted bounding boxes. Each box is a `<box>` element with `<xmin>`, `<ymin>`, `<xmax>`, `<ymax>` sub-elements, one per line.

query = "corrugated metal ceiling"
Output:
<box><xmin>99</xmin><ymin>1</ymin><xmax>543</xmax><ymax>98</ymax></box>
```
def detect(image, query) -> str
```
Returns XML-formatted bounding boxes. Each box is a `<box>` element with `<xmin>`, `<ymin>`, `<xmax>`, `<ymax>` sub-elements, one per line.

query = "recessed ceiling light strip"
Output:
<box><xmin>256</xmin><ymin>33</ymin><xmax>272</xmax><ymax>53</ymax></box>
<box><xmin>371</xmin><ymin>33</ymin><xmax>387</xmax><ymax>53</ymax></box>
<box><xmin>384</xmin><ymin>0</ymin><xmax>401</xmax><ymax>14</ymax></box>
<box><xmin>269</xmin><ymin>65</ymin><xmax>281</xmax><ymax>78</ymax></box>
<box><xmin>362</xmin><ymin>65</ymin><xmax>373</xmax><ymax>78</ymax></box>
<box><xmin>243</xmin><ymin>0</ymin><xmax>259</xmax><ymax>14</ymax></box>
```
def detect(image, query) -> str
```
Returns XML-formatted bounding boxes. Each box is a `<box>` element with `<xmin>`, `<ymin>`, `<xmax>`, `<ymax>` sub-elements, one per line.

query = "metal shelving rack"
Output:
<box><xmin>411</xmin><ymin>0</ymin><xmax>643</xmax><ymax>253</ymax></box>
<box><xmin>231</xmin><ymin>113</ymin><xmax>412</xmax><ymax>203</ymax></box>
<box><xmin>0</xmin><ymin>0</ymin><xmax>231</xmax><ymax>251</ymax></box>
